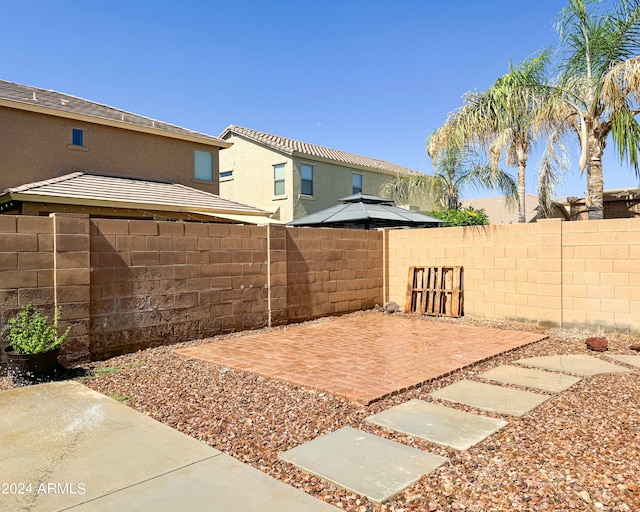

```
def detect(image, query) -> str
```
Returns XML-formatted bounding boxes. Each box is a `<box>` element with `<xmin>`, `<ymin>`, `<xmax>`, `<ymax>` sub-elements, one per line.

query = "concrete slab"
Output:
<box><xmin>480</xmin><ymin>365</ymin><xmax>582</xmax><ymax>392</ymax></box>
<box><xmin>605</xmin><ymin>354</ymin><xmax>640</xmax><ymax>368</ymax></box>
<box><xmin>515</xmin><ymin>354</ymin><xmax>633</xmax><ymax>376</ymax></box>
<box><xmin>0</xmin><ymin>381</ymin><xmax>337</xmax><ymax>512</ymax></box>
<box><xmin>69</xmin><ymin>454</ymin><xmax>338</xmax><ymax>512</ymax></box>
<box><xmin>429</xmin><ymin>380</ymin><xmax>551</xmax><ymax>417</ymax></box>
<box><xmin>279</xmin><ymin>426</ymin><xmax>448</xmax><ymax>503</ymax></box>
<box><xmin>365</xmin><ymin>399</ymin><xmax>508</xmax><ymax>450</ymax></box>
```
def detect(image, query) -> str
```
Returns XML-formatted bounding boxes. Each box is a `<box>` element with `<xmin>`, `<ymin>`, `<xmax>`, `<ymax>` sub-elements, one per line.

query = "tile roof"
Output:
<box><xmin>0</xmin><ymin>80</ymin><xmax>228</xmax><ymax>146</ymax></box>
<box><xmin>221</xmin><ymin>125</ymin><xmax>416</xmax><ymax>176</ymax></box>
<box><xmin>4</xmin><ymin>172</ymin><xmax>269</xmax><ymax>215</ymax></box>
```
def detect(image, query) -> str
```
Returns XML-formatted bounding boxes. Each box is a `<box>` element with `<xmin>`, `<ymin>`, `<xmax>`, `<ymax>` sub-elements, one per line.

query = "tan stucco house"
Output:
<box><xmin>559</xmin><ymin>188</ymin><xmax>640</xmax><ymax>220</ymax></box>
<box><xmin>460</xmin><ymin>194</ymin><xmax>569</xmax><ymax>224</ymax></box>
<box><xmin>218</xmin><ymin>125</ymin><xmax>421</xmax><ymax>222</ymax></box>
<box><xmin>0</xmin><ymin>80</ymin><xmax>274</xmax><ymax>223</ymax></box>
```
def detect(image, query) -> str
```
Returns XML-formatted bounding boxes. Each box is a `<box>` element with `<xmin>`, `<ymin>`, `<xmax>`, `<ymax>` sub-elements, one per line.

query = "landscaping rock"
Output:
<box><xmin>630</xmin><ymin>344</ymin><xmax>640</xmax><ymax>352</ymax></box>
<box><xmin>586</xmin><ymin>337</ymin><xmax>608</xmax><ymax>352</ymax></box>
<box><xmin>383</xmin><ymin>301</ymin><xmax>400</xmax><ymax>314</ymax></box>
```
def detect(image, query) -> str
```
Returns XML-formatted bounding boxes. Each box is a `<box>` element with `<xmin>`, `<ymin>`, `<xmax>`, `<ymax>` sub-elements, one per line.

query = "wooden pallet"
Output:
<box><xmin>405</xmin><ymin>266</ymin><xmax>463</xmax><ymax>317</ymax></box>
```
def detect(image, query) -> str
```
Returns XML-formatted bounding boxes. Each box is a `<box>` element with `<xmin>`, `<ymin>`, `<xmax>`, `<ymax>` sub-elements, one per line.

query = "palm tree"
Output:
<box><xmin>381</xmin><ymin>139</ymin><xmax>517</xmax><ymax>211</ymax></box>
<box><xmin>552</xmin><ymin>0</ymin><xmax>640</xmax><ymax>219</ymax></box>
<box><xmin>429</xmin><ymin>52</ymin><xmax>560</xmax><ymax>223</ymax></box>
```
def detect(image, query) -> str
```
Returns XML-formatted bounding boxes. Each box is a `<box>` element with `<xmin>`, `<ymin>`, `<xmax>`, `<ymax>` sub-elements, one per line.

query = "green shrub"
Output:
<box><xmin>6</xmin><ymin>304</ymin><xmax>71</xmax><ymax>355</ymax></box>
<box><xmin>430</xmin><ymin>206</ymin><xmax>489</xmax><ymax>227</ymax></box>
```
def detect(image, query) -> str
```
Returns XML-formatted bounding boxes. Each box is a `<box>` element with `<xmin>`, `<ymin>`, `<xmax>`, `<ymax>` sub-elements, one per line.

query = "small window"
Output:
<box><xmin>220</xmin><ymin>170</ymin><xmax>233</xmax><ymax>180</ymax></box>
<box><xmin>300</xmin><ymin>164</ymin><xmax>313</xmax><ymax>196</ymax></box>
<box><xmin>72</xmin><ymin>128</ymin><xmax>84</xmax><ymax>146</ymax></box>
<box><xmin>274</xmin><ymin>163</ymin><xmax>285</xmax><ymax>196</ymax></box>
<box><xmin>194</xmin><ymin>150</ymin><xmax>213</xmax><ymax>181</ymax></box>
<box><xmin>352</xmin><ymin>173</ymin><xmax>363</xmax><ymax>194</ymax></box>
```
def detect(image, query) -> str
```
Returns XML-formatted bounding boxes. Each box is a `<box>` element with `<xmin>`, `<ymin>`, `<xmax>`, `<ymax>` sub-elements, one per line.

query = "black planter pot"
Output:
<box><xmin>3</xmin><ymin>346</ymin><xmax>61</xmax><ymax>382</ymax></box>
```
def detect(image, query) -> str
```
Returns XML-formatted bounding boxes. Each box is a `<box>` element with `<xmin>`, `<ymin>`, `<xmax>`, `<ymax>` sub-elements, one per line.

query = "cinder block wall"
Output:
<box><xmin>0</xmin><ymin>214</ymin><xmax>90</xmax><ymax>364</ymax></box>
<box><xmin>90</xmin><ymin>219</ymin><xmax>269</xmax><ymax>359</ymax></box>
<box><xmin>0</xmin><ymin>215</ymin><xmax>55</xmax><ymax>322</ymax></box>
<box><xmin>282</xmin><ymin>226</ymin><xmax>383</xmax><ymax>322</ymax></box>
<box><xmin>561</xmin><ymin>219</ymin><xmax>640</xmax><ymax>333</ymax></box>
<box><xmin>1</xmin><ymin>214</ymin><xmax>383</xmax><ymax>363</ymax></box>
<box><xmin>386</xmin><ymin>218</ymin><xmax>640</xmax><ymax>334</ymax></box>
<box><xmin>3</xmin><ymin>214</ymin><xmax>639</xmax><ymax>364</ymax></box>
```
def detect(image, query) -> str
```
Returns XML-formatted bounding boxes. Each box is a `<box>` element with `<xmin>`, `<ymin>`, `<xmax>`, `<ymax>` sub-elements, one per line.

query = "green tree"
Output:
<box><xmin>429</xmin><ymin>52</ymin><xmax>566</xmax><ymax>223</ymax></box>
<box><xmin>429</xmin><ymin>206</ymin><xmax>490</xmax><ymax>227</ymax></box>
<box><xmin>551</xmin><ymin>0</ymin><xmax>640</xmax><ymax>219</ymax></box>
<box><xmin>381</xmin><ymin>139</ymin><xmax>517</xmax><ymax>210</ymax></box>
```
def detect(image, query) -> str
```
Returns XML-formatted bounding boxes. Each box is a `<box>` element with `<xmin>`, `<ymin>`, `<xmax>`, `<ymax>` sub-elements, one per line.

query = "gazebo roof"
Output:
<box><xmin>288</xmin><ymin>193</ymin><xmax>443</xmax><ymax>229</ymax></box>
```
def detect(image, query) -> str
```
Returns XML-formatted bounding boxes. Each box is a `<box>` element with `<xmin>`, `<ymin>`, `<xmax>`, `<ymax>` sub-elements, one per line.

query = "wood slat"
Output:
<box><xmin>404</xmin><ymin>266</ymin><xmax>464</xmax><ymax>317</ymax></box>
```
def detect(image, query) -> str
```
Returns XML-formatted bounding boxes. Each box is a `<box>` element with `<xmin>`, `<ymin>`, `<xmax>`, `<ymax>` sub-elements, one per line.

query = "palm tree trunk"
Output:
<box><xmin>586</xmin><ymin>133</ymin><xmax>606</xmax><ymax>220</ymax></box>
<box><xmin>517</xmin><ymin>149</ymin><xmax>527</xmax><ymax>223</ymax></box>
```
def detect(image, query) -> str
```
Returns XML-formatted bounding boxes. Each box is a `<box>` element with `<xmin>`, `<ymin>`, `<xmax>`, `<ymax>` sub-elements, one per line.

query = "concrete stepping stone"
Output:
<box><xmin>429</xmin><ymin>380</ymin><xmax>550</xmax><ymax>417</ymax></box>
<box><xmin>365</xmin><ymin>399</ymin><xmax>508</xmax><ymax>450</ymax></box>
<box><xmin>515</xmin><ymin>354</ymin><xmax>633</xmax><ymax>376</ymax></box>
<box><xmin>279</xmin><ymin>426</ymin><xmax>447</xmax><ymax>503</ymax></box>
<box><xmin>605</xmin><ymin>354</ymin><xmax>640</xmax><ymax>368</ymax></box>
<box><xmin>480</xmin><ymin>365</ymin><xmax>582</xmax><ymax>392</ymax></box>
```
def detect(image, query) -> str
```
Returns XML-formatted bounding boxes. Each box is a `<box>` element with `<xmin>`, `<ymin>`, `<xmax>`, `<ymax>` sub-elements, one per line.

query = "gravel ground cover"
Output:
<box><xmin>2</xmin><ymin>311</ymin><xmax>639</xmax><ymax>511</ymax></box>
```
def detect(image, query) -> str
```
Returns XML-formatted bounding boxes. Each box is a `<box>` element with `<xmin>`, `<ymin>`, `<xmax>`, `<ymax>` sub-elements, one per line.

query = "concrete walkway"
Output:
<box><xmin>0</xmin><ymin>381</ymin><xmax>337</xmax><ymax>512</ymax></box>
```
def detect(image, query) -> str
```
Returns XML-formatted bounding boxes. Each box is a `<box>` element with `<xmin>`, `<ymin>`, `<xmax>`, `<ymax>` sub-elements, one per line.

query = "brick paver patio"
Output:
<box><xmin>177</xmin><ymin>314</ymin><xmax>546</xmax><ymax>404</ymax></box>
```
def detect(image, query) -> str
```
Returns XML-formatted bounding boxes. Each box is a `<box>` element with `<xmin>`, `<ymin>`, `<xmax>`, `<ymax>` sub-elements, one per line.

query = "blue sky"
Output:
<box><xmin>2</xmin><ymin>0</ymin><xmax>639</xmax><ymax>199</ymax></box>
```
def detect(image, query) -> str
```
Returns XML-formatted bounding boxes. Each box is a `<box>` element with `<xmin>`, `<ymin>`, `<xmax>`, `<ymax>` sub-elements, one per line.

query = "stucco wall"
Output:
<box><xmin>0</xmin><ymin>107</ymin><xmax>220</xmax><ymax>194</ymax></box>
<box><xmin>218</xmin><ymin>134</ymin><xmax>424</xmax><ymax>222</ymax></box>
<box><xmin>218</xmin><ymin>134</ymin><xmax>294</xmax><ymax>220</ymax></box>
<box><xmin>292</xmin><ymin>157</ymin><xmax>398</xmax><ymax>220</ymax></box>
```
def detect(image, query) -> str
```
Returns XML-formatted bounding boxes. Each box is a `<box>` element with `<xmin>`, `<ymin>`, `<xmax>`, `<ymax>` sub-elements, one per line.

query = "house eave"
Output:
<box><xmin>290</xmin><ymin>151</ymin><xmax>403</xmax><ymax>176</ymax></box>
<box><xmin>0</xmin><ymin>98</ymin><xmax>232</xmax><ymax>149</ymax></box>
<box><xmin>4</xmin><ymin>192</ymin><xmax>271</xmax><ymax>218</ymax></box>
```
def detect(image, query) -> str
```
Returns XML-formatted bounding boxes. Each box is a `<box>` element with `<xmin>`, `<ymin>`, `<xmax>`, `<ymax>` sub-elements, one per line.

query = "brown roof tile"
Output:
<box><xmin>4</xmin><ymin>172</ymin><xmax>269</xmax><ymax>215</ymax></box>
<box><xmin>221</xmin><ymin>125</ymin><xmax>416</xmax><ymax>176</ymax></box>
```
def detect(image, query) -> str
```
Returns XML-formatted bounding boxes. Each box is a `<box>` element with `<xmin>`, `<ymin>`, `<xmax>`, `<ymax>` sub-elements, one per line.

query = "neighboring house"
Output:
<box><xmin>218</xmin><ymin>125</ymin><xmax>423</xmax><ymax>222</ymax></box>
<box><xmin>559</xmin><ymin>188</ymin><xmax>640</xmax><ymax>220</ymax></box>
<box><xmin>0</xmin><ymin>172</ymin><xmax>275</xmax><ymax>223</ymax></box>
<box><xmin>460</xmin><ymin>194</ymin><xmax>568</xmax><ymax>224</ymax></box>
<box><xmin>0</xmin><ymin>80</ymin><xmax>229</xmax><ymax>198</ymax></box>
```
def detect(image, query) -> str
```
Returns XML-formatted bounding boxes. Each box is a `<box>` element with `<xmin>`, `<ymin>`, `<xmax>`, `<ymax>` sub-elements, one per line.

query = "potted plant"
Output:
<box><xmin>3</xmin><ymin>304</ymin><xmax>70</xmax><ymax>382</ymax></box>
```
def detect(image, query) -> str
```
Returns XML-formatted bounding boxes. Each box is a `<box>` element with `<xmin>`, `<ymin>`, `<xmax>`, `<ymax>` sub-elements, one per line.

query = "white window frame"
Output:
<box><xmin>273</xmin><ymin>163</ymin><xmax>286</xmax><ymax>196</ymax></box>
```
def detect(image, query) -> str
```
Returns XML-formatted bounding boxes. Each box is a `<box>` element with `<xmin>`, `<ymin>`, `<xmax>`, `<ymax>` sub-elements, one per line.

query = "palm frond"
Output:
<box><xmin>602</xmin><ymin>55</ymin><xmax>640</xmax><ymax>109</ymax></box>
<box><xmin>537</xmin><ymin>127</ymin><xmax>572</xmax><ymax>218</ymax></box>
<box><xmin>610</xmin><ymin>106</ymin><xmax>640</xmax><ymax>175</ymax></box>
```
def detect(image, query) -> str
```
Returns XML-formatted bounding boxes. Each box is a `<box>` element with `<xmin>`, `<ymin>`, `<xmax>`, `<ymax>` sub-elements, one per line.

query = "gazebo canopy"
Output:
<box><xmin>288</xmin><ymin>193</ymin><xmax>444</xmax><ymax>229</ymax></box>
